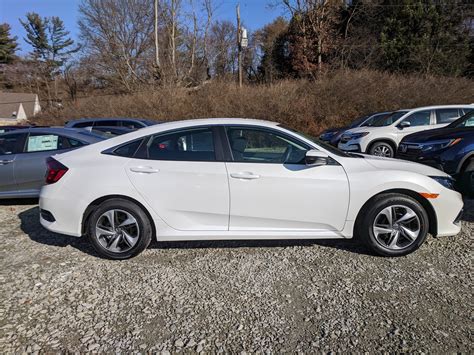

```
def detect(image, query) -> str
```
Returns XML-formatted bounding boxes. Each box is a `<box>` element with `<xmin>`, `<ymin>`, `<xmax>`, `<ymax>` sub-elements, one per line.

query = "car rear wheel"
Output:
<box><xmin>87</xmin><ymin>198</ymin><xmax>152</xmax><ymax>259</ymax></box>
<box><xmin>357</xmin><ymin>193</ymin><xmax>429</xmax><ymax>256</ymax></box>
<box><xmin>369</xmin><ymin>142</ymin><xmax>394</xmax><ymax>157</ymax></box>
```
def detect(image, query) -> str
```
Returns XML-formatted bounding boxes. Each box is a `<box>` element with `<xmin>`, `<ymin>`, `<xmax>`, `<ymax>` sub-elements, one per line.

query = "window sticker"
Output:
<box><xmin>27</xmin><ymin>135</ymin><xmax>58</xmax><ymax>152</ymax></box>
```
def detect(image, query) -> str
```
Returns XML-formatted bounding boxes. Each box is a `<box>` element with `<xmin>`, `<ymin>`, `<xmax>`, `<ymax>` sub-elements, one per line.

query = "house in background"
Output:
<box><xmin>0</xmin><ymin>92</ymin><xmax>41</xmax><ymax>121</ymax></box>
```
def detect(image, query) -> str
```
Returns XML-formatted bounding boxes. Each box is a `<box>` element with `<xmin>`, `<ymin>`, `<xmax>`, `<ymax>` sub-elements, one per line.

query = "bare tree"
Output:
<box><xmin>78</xmin><ymin>0</ymin><xmax>155</xmax><ymax>92</ymax></box>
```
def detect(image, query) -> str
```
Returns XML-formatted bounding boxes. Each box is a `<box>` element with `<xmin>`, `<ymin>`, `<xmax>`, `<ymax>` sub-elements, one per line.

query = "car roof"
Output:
<box><xmin>398</xmin><ymin>104</ymin><xmax>474</xmax><ymax>111</ymax></box>
<box><xmin>66</xmin><ymin>117</ymin><xmax>157</xmax><ymax>124</ymax></box>
<box><xmin>2</xmin><ymin>127</ymin><xmax>104</xmax><ymax>143</ymax></box>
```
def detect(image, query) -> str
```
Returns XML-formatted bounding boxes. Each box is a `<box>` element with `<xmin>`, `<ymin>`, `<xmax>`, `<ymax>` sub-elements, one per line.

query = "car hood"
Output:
<box><xmin>362</xmin><ymin>154</ymin><xmax>449</xmax><ymax>177</ymax></box>
<box><xmin>321</xmin><ymin>126</ymin><xmax>347</xmax><ymax>134</ymax></box>
<box><xmin>402</xmin><ymin>127</ymin><xmax>474</xmax><ymax>143</ymax></box>
<box><xmin>343</xmin><ymin>126</ymin><xmax>383</xmax><ymax>135</ymax></box>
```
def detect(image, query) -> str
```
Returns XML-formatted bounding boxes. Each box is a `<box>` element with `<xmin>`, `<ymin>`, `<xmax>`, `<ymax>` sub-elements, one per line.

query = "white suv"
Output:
<box><xmin>338</xmin><ymin>105</ymin><xmax>474</xmax><ymax>157</ymax></box>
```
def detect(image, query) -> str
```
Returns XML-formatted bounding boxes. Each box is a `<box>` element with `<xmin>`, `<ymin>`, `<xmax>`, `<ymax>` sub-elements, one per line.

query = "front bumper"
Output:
<box><xmin>338</xmin><ymin>140</ymin><xmax>362</xmax><ymax>152</ymax></box>
<box><xmin>430</xmin><ymin>189</ymin><xmax>464</xmax><ymax>237</ymax></box>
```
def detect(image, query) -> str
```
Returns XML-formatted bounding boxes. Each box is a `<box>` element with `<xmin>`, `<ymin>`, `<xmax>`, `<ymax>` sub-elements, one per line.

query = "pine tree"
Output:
<box><xmin>20</xmin><ymin>12</ymin><xmax>79</xmax><ymax>66</ymax></box>
<box><xmin>0</xmin><ymin>23</ymin><xmax>18</xmax><ymax>64</ymax></box>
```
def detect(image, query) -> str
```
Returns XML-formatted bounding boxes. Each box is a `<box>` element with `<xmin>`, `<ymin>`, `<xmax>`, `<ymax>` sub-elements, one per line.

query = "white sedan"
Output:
<box><xmin>39</xmin><ymin>118</ymin><xmax>464</xmax><ymax>259</ymax></box>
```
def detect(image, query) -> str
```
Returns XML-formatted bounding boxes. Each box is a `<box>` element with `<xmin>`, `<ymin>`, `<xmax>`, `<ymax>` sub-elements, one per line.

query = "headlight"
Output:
<box><xmin>348</xmin><ymin>132</ymin><xmax>369</xmax><ymax>140</ymax></box>
<box><xmin>421</xmin><ymin>138</ymin><xmax>462</xmax><ymax>152</ymax></box>
<box><xmin>429</xmin><ymin>176</ymin><xmax>456</xmax><ymax>190</ymax></box>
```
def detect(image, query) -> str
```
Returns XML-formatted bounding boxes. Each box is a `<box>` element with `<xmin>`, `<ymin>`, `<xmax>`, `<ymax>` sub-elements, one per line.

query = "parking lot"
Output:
<box><xmin>0</xmin><ymin>199</ymin><xmax>472</xmax><ymax>353</ymax></box>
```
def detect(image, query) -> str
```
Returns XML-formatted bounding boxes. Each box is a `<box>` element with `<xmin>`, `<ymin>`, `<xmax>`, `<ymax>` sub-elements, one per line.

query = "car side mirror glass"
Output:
<box><xmin>398</xmin><ymin>121</ymin><xmax>411</xmax><ymax>129</ymax></box>
<box><xmin>305</xmin><ymin>150</ymin><xmax>329</xmax><ymax>166</ymax></box>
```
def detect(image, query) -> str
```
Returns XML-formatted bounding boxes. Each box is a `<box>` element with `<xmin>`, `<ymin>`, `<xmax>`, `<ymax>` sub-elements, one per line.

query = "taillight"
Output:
<box><xmin>45</xmin><ymin>157</ymin><xmax>68</xmax><ymax>184</ymax></box>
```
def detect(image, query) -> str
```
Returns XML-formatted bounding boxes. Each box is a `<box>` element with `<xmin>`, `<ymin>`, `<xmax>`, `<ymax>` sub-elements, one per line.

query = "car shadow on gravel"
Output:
<box><xmin>18</xmin><ymin>200</ymin><xmax>473</xmax><ymax>258</ymax></box>
<box><xmin>18</xmin><ymin>206</ymin><xmax>100</xmax><ymax>257</ymax></box>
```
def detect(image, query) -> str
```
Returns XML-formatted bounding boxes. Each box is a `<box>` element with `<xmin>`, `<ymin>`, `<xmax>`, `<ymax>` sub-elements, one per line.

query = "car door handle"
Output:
<box><xmin>129</xmin><ymin>166</ymin><xmax>159</xmax><ymax>174</ymax></box>
<box><xmin>230</xmin><ymin>172</ymin><xmax>260</xmax><ymax>180</ymax></box>
<box><xmin>0</xmin><ymin>159</ymin><xmax>14</xmax><ymax>165</ymax></box>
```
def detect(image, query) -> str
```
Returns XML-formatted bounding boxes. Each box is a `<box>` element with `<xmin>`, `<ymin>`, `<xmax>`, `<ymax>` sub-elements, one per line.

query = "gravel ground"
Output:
<box><xmin>0</xmin><ymin>199</ymin><xmax>472</xmax><ymax>353</ymax></box>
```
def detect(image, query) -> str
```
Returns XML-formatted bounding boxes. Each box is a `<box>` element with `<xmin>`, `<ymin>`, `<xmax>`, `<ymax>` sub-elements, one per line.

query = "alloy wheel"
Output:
<box><xmin>373</xmin><ymin>205</ymin><xmax>421</xmax><ymax>250</ymax></box>
<box><xmin>95</xmin><ymin>209</ymin><xmax>140</xmax><ymax>253</ymax></box>
<box><xmin>372</xmin><ymin>144</ymin><xmax>392</xmax><ymax>157</ymax></box>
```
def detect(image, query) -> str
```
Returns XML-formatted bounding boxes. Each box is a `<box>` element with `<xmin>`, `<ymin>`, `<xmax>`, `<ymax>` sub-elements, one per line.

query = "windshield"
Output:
<box><xmin>279</xmin><ymin>125</ymin><xmax>352</xmax><ymax>157</ymax></box>
<box><xmin>349</xmin><ymin>114</ymin><xmax>370</xmax><ymax>128</ymax></box>
<box><xmin>367</xmin><ymin>111</ymin><xmax>408</xmax><ymax>127</ymax></box>
<box><xmin>360</xmin><ymin>112</ymin><xmax>392</xmax><ymax>127</ymax></box>
<box><xmin>448</xmin><ymin>110</ymin><xmax>474</xmax><ymax>128</ymax></box>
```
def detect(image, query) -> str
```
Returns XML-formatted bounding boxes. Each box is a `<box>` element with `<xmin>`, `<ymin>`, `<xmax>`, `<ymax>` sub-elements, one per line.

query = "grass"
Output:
<box><xmin>35</xmin><ymin>69</ymin><xmax>474</xmax><ymax>135</ymax></box>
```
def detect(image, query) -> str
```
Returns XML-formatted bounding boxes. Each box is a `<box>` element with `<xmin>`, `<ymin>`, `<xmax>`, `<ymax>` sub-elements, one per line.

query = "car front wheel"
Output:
<box><xmin>357</xmin><ymin>193</ymin><xmax>429</xmax><ymax>256</ymax></box>
<box><xmin>87</xmin><ymin>198</ymin><xmax>153</xmax><ymax>259</ymax></box>
<box><xmin>369</xmin><ymin>142</ymin><xmax>394</xmax><ymax>157</ymax></box>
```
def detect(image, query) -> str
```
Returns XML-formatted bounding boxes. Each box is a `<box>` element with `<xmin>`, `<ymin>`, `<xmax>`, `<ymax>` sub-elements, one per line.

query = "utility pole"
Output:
<box><xmin>236</xmin><ymin>3</ymin><xmax>242</xmax><ymax>88</ymax></box>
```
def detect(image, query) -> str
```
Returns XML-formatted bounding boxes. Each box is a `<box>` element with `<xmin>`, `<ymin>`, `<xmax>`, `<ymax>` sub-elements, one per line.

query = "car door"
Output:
<box><xmin>395</xmin><ymin>110</ymin><xmax>433</xmax><ymax>144</ymax></box>
<box><xmin>0</xmin><ymin>133</ymin><xmax>26</xmax><ymax>195</ymax></box>
<box><xmin>224</xmin><ymin>126</ymin><xmax>350</xmax><ymax>231</ymax></box>
<box><xmin>14</xmin><ymin>133</ymin><xmax>73</xmax><ymax>194</ymax></box>
<box><xmin>125</xmin><ymin>126</ymin><xmax>229</xmax><ymax>231</ymax></box>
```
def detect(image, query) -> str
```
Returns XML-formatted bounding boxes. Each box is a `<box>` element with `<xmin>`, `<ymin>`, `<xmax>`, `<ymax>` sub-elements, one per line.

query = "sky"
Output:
<box><xmin>0</xmin><ymin>0</ymin><xmax>282</xmax><ymax>56</ymax></box>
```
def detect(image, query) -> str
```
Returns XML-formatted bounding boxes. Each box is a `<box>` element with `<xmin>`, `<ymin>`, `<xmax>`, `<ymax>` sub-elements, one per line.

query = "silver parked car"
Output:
<box><xmin>0</xmin><ymin>128</ymin><xmax>103</xmax><ymax>199</ymax></box>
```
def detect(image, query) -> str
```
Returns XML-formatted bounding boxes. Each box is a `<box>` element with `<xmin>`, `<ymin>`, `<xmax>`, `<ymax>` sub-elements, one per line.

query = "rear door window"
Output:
<box><xmin>145</xmin><ymin>127</ymin><xmax>216</xmax><ymax>161</ymax></box>
<box><xmin>435</xmin><ymin>109</ymin><xmax>462</xmax><ymax>124</ymax></box>
<box><xmin>25</xmin><ymin>134</ymin><xmax>67</xmax><ymax>152</ymax></box>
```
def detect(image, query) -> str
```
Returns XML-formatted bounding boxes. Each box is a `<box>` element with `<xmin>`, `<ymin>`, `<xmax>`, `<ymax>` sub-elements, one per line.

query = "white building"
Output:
<box><xmin>0</xmin><ymin>92</ymin><xmax>41</xmax><ymax>121</ymax></box>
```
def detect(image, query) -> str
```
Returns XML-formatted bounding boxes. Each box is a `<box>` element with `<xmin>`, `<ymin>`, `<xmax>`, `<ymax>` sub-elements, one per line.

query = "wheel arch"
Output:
<box><xmin>366</xmin><ymin>139</ymin><xmax>397</xmax><ymax>155</ymax></box>
<box><xmin>354</xmin><ymin>188</ymin><xmax>438</xmax><ymax>237</ymax></box>
<box><xmin>457</xmin><ymin>153</ymin><xmax>473</xmax><ymax>174</ymax></box>
<box><xmin>82</xmin><ymin>194</ymin><xmax>157</xmax><ymax>238</ymax></box>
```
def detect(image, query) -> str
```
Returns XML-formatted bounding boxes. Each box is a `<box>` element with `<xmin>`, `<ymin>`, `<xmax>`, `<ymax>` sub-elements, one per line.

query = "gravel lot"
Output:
<box><xmin>0</xmin><ymin>199</ymin><xmax>472</xmax><ymax>353</ymax></box>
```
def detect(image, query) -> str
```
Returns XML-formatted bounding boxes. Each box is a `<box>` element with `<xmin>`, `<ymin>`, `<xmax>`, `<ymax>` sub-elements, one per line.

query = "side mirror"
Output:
<box><xmin>398</xmin><ymin>121</ymin><xmax>411</xmax><ymax>129</ymax></box>
<box><xmin>305</xmin><ymin>150</ymin><xmax>329</xmax><ymax>166</ymax></box>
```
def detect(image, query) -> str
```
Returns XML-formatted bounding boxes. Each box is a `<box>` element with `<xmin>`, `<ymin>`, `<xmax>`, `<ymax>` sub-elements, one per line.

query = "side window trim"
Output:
<box><xmin>105</xmin><ymin>125</ymin><xmax>223</xmax><ymax>162</ymax></box>
<box><xmin>223</xmin><ymin>125</ymin><xmax>311</xmax><ymax>164</ymax></box>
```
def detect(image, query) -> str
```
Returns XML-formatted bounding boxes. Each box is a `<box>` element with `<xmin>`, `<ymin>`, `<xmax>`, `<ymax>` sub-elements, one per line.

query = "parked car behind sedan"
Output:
<box><xmin>338</xmin><ymin>105</ymin><xmax>474</xmax><ymax>157</ymax></box>
<box><xmin>40</xmin><ymin>118</ymin><xmax>463</xmax><ymax>260</ymax></box>
<box><xmin>319</xmin><ymin>111</ymin><xmax>392</xmax><ymax>146</ymax></box>
<box><xmin>397</xmin><ymin>110</ymin><xmax>474</xmax><ymax>196</ymax></box>
<box><xmin>0</xmin><ymin>128</ymin><xmax>103</xmax><ymax>199</ymax></box>
<box><xmin>65</xmin><ymin>118</ymin><xmax>160</xmax><ymax>130</ymax></box>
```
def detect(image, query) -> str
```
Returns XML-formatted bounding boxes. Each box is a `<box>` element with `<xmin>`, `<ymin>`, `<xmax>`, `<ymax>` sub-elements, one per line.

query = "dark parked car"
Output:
<box><xmin>319</xmin><ymin>111</ymin><xmax>392</xmax><ymax>146</ymax></box>
<box><xmin>0</xmin><ymin>128</ymin><xmax>104</xmax><ymax>199</ymax></box>
<box><xmin>65</xmin><ymin>118</ymin><xmax>160</xmax><ymax>130</ymax></box>
<box><xmin>397</xmin><ymin>110</ymin><xmax>474</xmax><ymax>195</ymax></box>
<box><xmin>83</xmin><ymin>126</ymin><xmax>134</xmax><ymax>138</ymax></box>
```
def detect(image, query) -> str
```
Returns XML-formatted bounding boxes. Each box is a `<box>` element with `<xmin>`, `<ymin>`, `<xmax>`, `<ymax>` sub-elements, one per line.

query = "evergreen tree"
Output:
<box><xmin>379</xmin><ymin>0</ymin><xmax>471</xmax><ymax>76</ymax></box>
<box><xmin>0</xmin><ymin>23</ymin><xmax>18</xmax><ymax>64</ymax></box>
<box><xmin>20</xmin><ymin>12</ymin><xmax>79</xmax><ymax>67</ymax></box>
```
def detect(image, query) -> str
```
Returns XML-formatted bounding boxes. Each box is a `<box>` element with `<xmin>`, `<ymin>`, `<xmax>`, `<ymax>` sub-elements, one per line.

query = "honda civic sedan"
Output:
<box><xmin>39</xmin><ymin>119</ymin><xmax>464</xmax><ymax>259</ymax></box>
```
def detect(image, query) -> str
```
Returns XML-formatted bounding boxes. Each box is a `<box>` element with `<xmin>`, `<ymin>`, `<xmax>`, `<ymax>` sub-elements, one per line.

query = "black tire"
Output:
<box><xmin>357</xmin><ymin>193</ymin><xmax>429</xmax><ymax>257</ymax></box>
<box><xmin>87</xmin><ymin>198</ymin><xmax>153</xmax><ymax>260</ymax></box>
<box><xmin>457</xmin><ymin>158</ymin><xmax>474</xmax><ymax>197</ymax></box>
<box><xmin>369</xmin><ymin>141</ymin><xmax>395</xmax><ymax>158</ymax></box>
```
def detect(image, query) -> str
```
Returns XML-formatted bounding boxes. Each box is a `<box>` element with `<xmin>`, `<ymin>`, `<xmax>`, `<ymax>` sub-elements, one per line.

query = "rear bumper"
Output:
<box><xmin>39</xmin><ymin>184</ymin><xmax>84</xmax><ymax>237</ymax></box>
